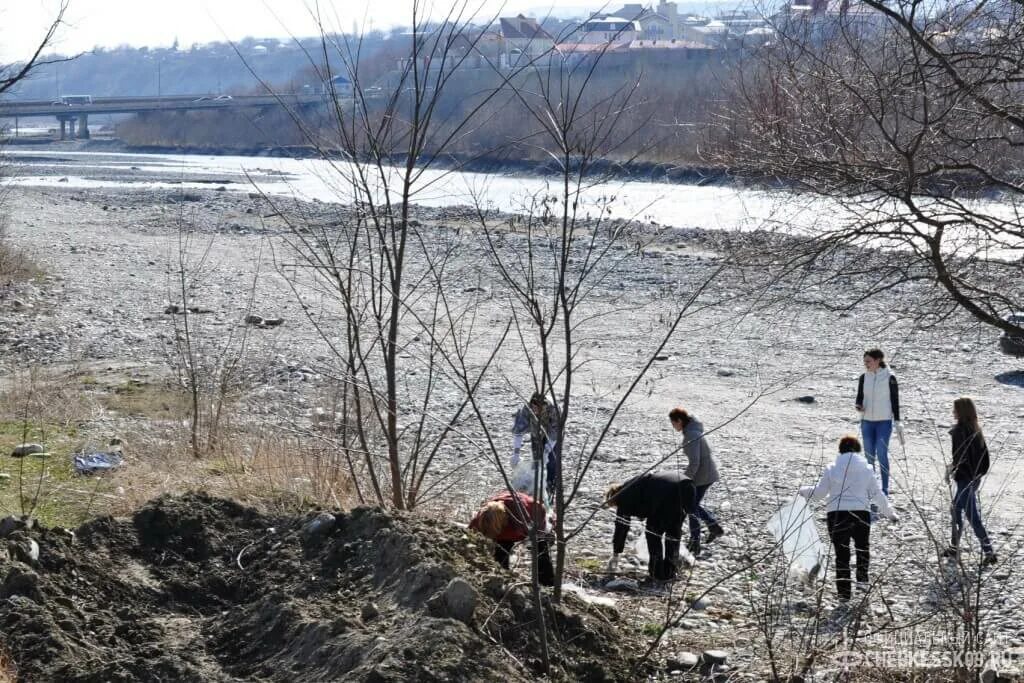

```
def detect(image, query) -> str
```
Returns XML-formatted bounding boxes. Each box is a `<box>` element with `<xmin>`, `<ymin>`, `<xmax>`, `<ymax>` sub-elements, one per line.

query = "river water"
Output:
<box><xmin>3</xmin><ymin>149</ymin><xmax>1022</xmax><ymax>250</ymax></box>
<box><xmin>0</xmin><ymin>149</ymin><xmax>816</xmax><ymax>232</ymax></box>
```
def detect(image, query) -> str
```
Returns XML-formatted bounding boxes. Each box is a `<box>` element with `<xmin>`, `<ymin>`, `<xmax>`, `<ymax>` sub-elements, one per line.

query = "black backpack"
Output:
<box><xmin>975</xmin><ymin>435</ymin><xmax>991</xmax><ymax>477</ymax></box>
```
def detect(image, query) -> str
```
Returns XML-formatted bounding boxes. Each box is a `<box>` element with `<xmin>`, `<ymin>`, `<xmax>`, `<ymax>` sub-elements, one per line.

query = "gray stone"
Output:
<box><xmin>261</xmin><ymin>317</ymin><xmax>284</xmax><ymax>327</ymax></box>
<box><xmin>702</xmin><ymin>650</ymin><xmax>728</xmax><ymax>666</ymax></box>
<box><xmin>667</xmin><ymin>652</ymin><xmax>699</xmax><ymax>669</ymax></box>
<box><xmin>605</xmin><ymin>577</ymin><xmax>640</xmax><ymax>592</ymax></box>
<box><xmin>10</xmin><ymin>443</ymin><xmax>46</xmax><ymax>458</ymax></box>
<box><xmin>245</xmin><ymin>314</ymin><xmax>264</xmax><ymax>325</ymax></box>
<box><xmin>361</xmin><ymin>602</ymin><xmax>380</xmax><ymax>622</ymax></box>
<box><xmin>8</xmin><ymin>537</ymin><xmax>39</xmax><ymax>564</ymax></box>
<box><xmin>716</xmin><ymin>368</ymin><xmax>736</xmax><ymax>377</ymax></box>
<box><xmin>0</xmin><ymin>516</ymin><xmax>22</xmax><ymax>537</ymax></box>
<box><xmin>442</xmin><ymin>577</ymin><xmax>477</xmax><ymax>624</ymax></box>
<box><xmin>301</xmin><ymin>512</ymin><xmax>337</xmax><ymax>542</ymax></box>
<box><xmin>796</xmin><ymin>395</ymin><xmax>816</xmax><ymax>404</ymax></box>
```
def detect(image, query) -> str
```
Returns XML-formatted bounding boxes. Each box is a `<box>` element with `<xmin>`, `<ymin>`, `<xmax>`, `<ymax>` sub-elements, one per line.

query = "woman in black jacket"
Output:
<box><xmin>603</xmin><ymin>471</ymin><xmax>696</xmax><ymax>580</ymax></box>
<box><xmin>943</xmin><ymin>397</ymin><xmax>997</xmax><ymax>565</ymax></box>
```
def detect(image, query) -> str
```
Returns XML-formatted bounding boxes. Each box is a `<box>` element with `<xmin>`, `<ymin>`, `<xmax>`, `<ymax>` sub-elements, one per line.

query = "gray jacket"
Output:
<box><xmin>683</xmin><ymin>418</ymin><xmax>719</xmax><ymax>486</ymax></box>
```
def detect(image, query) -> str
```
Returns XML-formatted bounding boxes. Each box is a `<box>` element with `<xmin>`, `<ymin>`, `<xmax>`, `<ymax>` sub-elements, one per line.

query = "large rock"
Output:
<box><xmin>442</xmin><ymin>577</ymin><xmax>477</xmax><ymax>624</ymax></box>
<box><xmin>10</xmin><ymin>443</ymin><xmax>45</xmax><ymax>458</ymax></box>
<box><xmin>301</xmin><ymin>512</ymin><xmax>337</xmax><ymax>543</ymax></box>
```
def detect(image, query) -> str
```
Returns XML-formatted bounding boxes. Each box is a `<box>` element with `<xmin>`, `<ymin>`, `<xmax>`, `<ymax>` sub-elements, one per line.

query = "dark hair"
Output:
<box><xmin>668</xmin><ymin>406</ymin><xmax>691</xmax><ymax>426</ymax></box>
<box><xmin>864</xmin><ymin>348</ymin><xmax>887</xmax><ymax>368</ymax></box>
<box><xmin>953</xmin><ymin>397</ymin><xmax>981</xmax><ymax>435</ymax></box>
<box><xmin>529</xmin><ymin>392</ymin><xmax>545</xmax><ymax>407</ymax></box>
<box><xmin>838</xmin><ymin>435</ymin><xmax>862</xmax><ymax>454</ymax></box>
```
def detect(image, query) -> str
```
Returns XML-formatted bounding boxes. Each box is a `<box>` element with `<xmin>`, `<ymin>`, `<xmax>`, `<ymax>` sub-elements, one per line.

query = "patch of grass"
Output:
<box><xmin>0</xmin><ymin>419</ymin><xmax>77</xmax><ymax>442</ymax></box>
<box><xmin>99</xmin><ymin>379</ymin><xmax>191</xmax><ymax>419</ymax></box>
<box><xmin>0</xmin><ymin>221</ymin><xmax>43</xmax><ymax>282</ymax></box>
<box><xmin>0</xmin><ymin>423</ymin><xmax>101</xmax><ymax>528</ymax></box>
<box><xmin>576</xmin><ymin>557</ymin><xmax>604</xmax><ymax>572</ymax></box>
<box><xmin>641</xmin><ymin>622</ymin><xmax>664</xmax><ymax>637</ymax></box>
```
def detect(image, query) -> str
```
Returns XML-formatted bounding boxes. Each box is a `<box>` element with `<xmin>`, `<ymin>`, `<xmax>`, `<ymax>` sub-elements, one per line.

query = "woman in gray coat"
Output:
<box><xmin>669</xmin><ymin>406</ymin><xmax>723</xmax><ymax>554</ymax></box>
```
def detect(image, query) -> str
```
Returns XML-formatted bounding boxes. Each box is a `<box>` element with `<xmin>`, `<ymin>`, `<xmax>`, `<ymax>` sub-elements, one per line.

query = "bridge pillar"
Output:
<box><xmin>58</xmin><ymin>117</ymin><xmax>67</xmax><ymax>140</ymax></box>
<box><xmin>67</xmin><ymin>117</ymin><xmax>76</xmax><ymax>139</ymax></box>
<box><xmin>77</xmin><ymin>114</ymin><xmax>90</xmax><ymax>139</ymax></box>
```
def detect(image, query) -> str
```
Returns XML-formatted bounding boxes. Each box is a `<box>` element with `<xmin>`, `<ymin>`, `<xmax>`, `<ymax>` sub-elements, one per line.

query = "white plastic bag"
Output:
<box><xmin>511</xmin><ymin>460</ymin><xmax>536</xmax><ymax>493</ymax></box>
<box><xmin>766</xmin><ymin>495</ymin><xmax>825</xmax><ymax>577</ymax></box>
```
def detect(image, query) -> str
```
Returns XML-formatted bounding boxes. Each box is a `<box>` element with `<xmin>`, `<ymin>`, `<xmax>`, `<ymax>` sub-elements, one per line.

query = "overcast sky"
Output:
<box><xmin>1</xmin><ymin>1</ymin><xmax>605</xmax><ymax>62</ymax></box>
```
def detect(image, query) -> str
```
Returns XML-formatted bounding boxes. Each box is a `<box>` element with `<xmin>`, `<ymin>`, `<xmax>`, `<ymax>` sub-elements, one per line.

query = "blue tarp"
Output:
<box><xmin>73</xmin><ymin>452</ymin><xmax>123</xmax><ymax>475</ymax></box>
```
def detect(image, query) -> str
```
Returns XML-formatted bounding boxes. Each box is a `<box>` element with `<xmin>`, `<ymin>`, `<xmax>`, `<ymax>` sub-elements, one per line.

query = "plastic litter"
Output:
<box><xmin>73</xmin><ymin>451</ymin><xmax>124</xmax><ymax>475</ymax></box>
<box><xmin>511</xmin><ymin>460</ymin><xmax>536</xmax><ymax>494</ymax></box>
<box><xmin>766</xmin><ymin>495</ymin><xmax>825</xmax><ymax>577</ymax></box>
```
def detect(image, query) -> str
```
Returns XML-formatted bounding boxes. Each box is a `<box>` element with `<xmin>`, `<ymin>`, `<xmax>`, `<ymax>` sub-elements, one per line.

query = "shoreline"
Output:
<box><xmin>2</xmin><ymin>136</ymin><xmax>742</xmax><ymax>187</ymax></box>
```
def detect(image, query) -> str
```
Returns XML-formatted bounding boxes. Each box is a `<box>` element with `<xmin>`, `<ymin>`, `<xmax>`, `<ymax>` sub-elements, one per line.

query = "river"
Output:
<box><xmin>3</xmin><ymin>148</ymin><xmax>1022</xmax><ymax>252</ymax></box>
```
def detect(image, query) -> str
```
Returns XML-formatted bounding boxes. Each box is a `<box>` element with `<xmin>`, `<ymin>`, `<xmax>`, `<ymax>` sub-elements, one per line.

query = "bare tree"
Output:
<box><xmin>712</xmin><ymin>0</ymin><xmax>1024</xmax><ymax>338</ymax></box>
<box><xmin>0</xmin><ymin>1</ymin><xmax>69</xmax><ymax>98</ymax></box>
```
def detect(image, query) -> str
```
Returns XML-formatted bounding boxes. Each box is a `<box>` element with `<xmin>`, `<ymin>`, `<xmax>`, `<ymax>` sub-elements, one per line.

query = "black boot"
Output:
<box><xmin>705</xmin><ymin>524</ymin><xmax>725</xmax><ymax>544</ymax></box>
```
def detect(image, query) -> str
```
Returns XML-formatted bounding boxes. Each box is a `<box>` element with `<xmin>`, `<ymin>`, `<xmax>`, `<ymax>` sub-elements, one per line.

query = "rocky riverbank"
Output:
<box><xmin>2</xmin><ymin>156</ymin><xmax>1024</xmax><ymax>679</ymax></box>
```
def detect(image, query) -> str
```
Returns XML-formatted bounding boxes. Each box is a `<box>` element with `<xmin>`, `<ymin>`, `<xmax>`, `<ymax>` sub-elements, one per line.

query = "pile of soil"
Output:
<box><xmin>0</xmin><ymin>493</ymin><xmax>640</xmax><ymax>682</ymax></box>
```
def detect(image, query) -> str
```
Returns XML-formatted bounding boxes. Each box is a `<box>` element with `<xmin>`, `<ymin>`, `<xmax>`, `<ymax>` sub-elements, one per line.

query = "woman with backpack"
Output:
<box><xmin>943</xmin><ymin>397</ymin><xmax>997</xmax><ymax>566</ymax></box>
<box><xmin>855</xmin><ymin>348</ymin><xmax>902</xmax><ymax>497</ymax></box>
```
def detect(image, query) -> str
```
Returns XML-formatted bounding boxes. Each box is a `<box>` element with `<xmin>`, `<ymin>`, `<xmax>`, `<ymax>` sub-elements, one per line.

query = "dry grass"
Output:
<box><xmin>0</xmin><ymin>218</ymin><xmax>41</xmax><ymax>283</ymax></box>
<box><xmin>97</xmin><ymin>378</ymin><xmax>191</xmax><ymax>419</ymax></box>
<box><xmin>102</xmin><ymin>423</ymin><xmax>357</xmax><ymax>517</ymax></box>
<box><xmin>0</xmin><ymin>360</ymin><xmax>359</xmax><ymax>528</ymax></box>
<box><xmin>0</xmin><ymin>645</ymin><xmax>16</xmax><ymax>683</ymax></box>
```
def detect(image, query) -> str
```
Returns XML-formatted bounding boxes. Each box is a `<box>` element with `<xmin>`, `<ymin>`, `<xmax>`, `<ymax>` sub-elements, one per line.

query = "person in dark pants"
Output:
<box><xmin>511</xmin><ymin>392</ymin><xmax>561</xmax><ymax>498</ymax></box>
<box><xmin>800</xmin><ymin>436</ymin><xmax>896</xmax><ymax>605</ymax></box>
<box><xmin>603</xmin><ymin>471</ymin><xmax>696</xmax><ymax>580</ymax></box>
<box><xmin>469</xmin><ymin>490</ymin><xmax>554</xmax><ymax>585</ymax></box>
<box><xmin>669</xmin><ymin>407</ymin><xmax>723</xmax><ymax>554</ymax></box>
<box><xmin>943</xmin><ymin>397</ymin><xmax>997</xmax><ymax>566</ymax></box>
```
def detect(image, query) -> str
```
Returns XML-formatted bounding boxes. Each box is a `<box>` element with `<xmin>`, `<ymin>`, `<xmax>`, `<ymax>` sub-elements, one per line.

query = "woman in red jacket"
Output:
<box><xmin>469</xmin><ymin>490</ymin><xmax>555</xmax><ymax>585</ymax></box>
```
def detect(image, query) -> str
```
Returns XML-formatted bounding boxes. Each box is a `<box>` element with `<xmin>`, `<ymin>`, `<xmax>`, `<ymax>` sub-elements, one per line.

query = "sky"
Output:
<box><xmin>0</xmin><ymin>0</ymin><xmax>592</xmax><ymax>62</ymax></box>
<box><xmin>3</xmin><ymin>0</ymin><xmax>743</xmax><ymax>62</ymax></box>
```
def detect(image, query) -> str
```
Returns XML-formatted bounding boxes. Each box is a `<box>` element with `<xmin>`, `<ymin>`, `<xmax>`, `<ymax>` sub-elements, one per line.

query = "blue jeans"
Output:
<box><xmin>689</xmin><ymin>483</ymin><xmax>719</xmax><ymax>542</ymax></box>
<box><xmin>952</xmin><ymin>479</ymin><xmax>992</xmax><ymax>554</ymax></box>
<box><xmin>861</xmin><ymin>419</ymin><xmax>892</xmax><ymax>495</ymax></box>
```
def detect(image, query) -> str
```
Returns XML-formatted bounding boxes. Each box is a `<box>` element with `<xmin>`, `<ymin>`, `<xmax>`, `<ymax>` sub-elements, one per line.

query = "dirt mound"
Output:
<box><xmin>0</xmin><ymin>493</ymin><xmax>639</xmax><ymax>682</ymax></box>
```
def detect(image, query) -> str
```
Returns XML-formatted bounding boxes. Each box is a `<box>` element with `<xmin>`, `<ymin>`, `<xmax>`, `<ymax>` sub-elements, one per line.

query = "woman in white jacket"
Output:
<box><xmin>855</xmin><ymin>348</ymin><xmax>902</xmax><ymax>496</ymax></box>
<box><xmin>800</xmin><ymin>436</ymin><xmax>897</xmax><ymax>604</ymax></box>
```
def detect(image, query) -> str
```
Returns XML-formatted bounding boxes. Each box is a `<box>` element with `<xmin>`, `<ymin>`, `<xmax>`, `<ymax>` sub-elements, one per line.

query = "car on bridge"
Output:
<box><xmin>60</xmin><ymin>95</ymin><xmax>93</xmax><ymax>105</ymax></box>
<box><xmin>999</xmin><ymin>312</ymin><xmax>1024</xmax><ymax>357</ymax></box>
<box><xmin>215</xmin><ymin>95</ymin><xmax>232</xmax><ymax>100</ymax></box>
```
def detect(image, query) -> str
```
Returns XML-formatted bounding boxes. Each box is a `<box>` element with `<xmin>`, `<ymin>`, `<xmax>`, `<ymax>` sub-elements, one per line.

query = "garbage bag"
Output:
<box><xmin>766</xmin><ymin>495</ymin><xmax>824</xmax><ymax>577</ymax></box>
<box><xmin>73</xmin><ymin>451</ymin><xmax>124</xmax><ymax>475</ymax></box>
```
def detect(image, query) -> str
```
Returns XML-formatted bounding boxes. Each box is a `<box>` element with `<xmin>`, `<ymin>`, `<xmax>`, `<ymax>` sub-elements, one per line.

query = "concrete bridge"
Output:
<box><xmin>0</xmin><ymin>93</ymin><xmax>327</xmax><ymax>139</ymax></box>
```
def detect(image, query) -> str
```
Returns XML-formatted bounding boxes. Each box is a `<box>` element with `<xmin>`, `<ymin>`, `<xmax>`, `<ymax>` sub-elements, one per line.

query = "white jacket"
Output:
<box><xmin>799</xmin><ymin>452</ymin><xmax>894</xmax><ymax>517</ymax></box>
<box><xmin>857</xmin><ymin>367</ymin><xmax>900</xmax><ymax>422</ymax></box>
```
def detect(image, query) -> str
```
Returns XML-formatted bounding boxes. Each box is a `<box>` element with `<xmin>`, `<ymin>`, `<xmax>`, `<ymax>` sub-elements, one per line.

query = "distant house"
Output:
<box><xmin>451</xmin><ymin>30</ymin><xmax>504</xmax><ymax>69</ymax></box>
<box><xmin>499</xmin><ymin>14</ymin><xmax>555</xmax><ymax>65</ymax></box>
<box><xmin>575</xmin><ymin>16</ymin><xmax>641</xmax><ymax>45</ymax></box>
<box><xmin>612</xmin><ymin>4</ymin><xmax>674</xmax><ymax>39</ymax></box>
<box><xmin>321</xmin><ymin>74</ymin><xmax>353</xmax><ymax>97</ymax></box>
<box><xmin>628</xmin><ymin>37</ymin><xmax>715</xmax><ymax>62</ymax></box>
